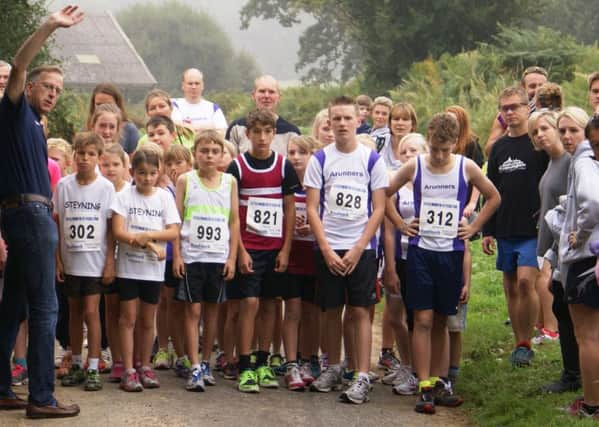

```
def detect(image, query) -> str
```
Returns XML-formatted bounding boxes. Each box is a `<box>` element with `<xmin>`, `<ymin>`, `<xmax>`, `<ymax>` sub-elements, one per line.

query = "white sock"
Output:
<box><xmin>358</xmin><ymin>372</ymin><xmax>370</xmax><ymax>382</ymax></box>
<box><xmin>192</xmin><ymin>364</ymin><xmax>201</xmax><ymax>371</ymax></box>
<box><xmin>72</xmin><ymin>354</ymin><xmax>83</xmax><ymax>368</ymax></box>
<box><xmin>88</xmin><ymin>358</ymin><xmax>99</xmax><ymax>371</ymax></box>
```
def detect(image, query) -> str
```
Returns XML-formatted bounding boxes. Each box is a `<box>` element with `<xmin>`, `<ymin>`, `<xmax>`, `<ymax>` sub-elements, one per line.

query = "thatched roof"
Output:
<box><xmin>51</xmin><ymin>11</ymin><xmax>156</xmax><ymax>90</ymax></box>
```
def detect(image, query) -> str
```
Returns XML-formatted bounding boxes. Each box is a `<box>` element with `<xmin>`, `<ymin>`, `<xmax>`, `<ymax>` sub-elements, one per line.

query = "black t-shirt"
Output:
<box><xmin>483</xmin><ymin>133</ymin><xmax>549</xmax><ymax>239</ymax></box>
<box><xmin>226</xmin><ymin>151</ymin><xmax>300</xmax><ymax>196</ymax></box>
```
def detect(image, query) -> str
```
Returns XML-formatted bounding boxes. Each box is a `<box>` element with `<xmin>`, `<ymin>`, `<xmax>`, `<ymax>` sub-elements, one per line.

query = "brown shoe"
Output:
<box><xmin>0</xmin><ymin>395</ymin><xmax>28</xmax><ymax>410</ymax></box>
<box><xmin>26</xmin><ymin>401</ymin><xmax>80</xmax><ymax>419</ymax></box>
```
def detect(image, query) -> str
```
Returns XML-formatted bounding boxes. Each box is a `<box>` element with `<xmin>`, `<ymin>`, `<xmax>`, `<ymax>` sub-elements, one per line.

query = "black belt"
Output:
<box><xmin>0</xmin><ymin>193</ymin><xmax>53</xmax><ymax>210</ymax></box>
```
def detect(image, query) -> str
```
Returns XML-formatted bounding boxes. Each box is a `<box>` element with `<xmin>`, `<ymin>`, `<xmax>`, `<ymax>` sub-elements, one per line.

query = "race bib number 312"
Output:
<box><xmin>246</xmin><ymin>197</ymin><xmax>283</xmax><ymax>238</ymax></box>
<box><xmin>419</xmin><ymin>198</ymin><xmax>460</xmax><ymax>239</ymax></box>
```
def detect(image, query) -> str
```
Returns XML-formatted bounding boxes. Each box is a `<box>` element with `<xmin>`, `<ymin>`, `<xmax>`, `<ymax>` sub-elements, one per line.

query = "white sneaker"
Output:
<box><xmin>310</xmin><ymin>365</ymin><xmax>342</xmax><ymax>392</ymax></box>
<box><xmin>392</xmin><ymin>372</ymin><xmax>418</xmax><ymax>395</ymax></box>
<box><xmin>186</xmin><ymin>368</ymin><xmax>206</xmax><ymax>392</ymax></box>
<box><xmin>382</xmin><ymin>364</ymin><xmax>411</xmax><ymax>385</ymax></box>
<box><xmin>340</xmin><ymin>376</ymin><xmax>370</xmax><ymax>404</ymax></box>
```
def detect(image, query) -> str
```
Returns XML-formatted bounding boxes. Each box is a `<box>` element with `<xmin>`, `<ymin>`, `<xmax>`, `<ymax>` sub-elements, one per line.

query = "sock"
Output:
<box><xmin>72</xmin><ymin>354</ymin><xmax>83</xmax><ymax>368</ymax></box>
<box><xmin>429</xmin><ymin>376</ymin><xmax>440</xmax><ymax>385</ymax></box>
<box><xmin>418</xmin><ymin>379</ymin><xmax>432</xmax><ymax>391</ymax></box>
<box><xmin>14</xmin><ymin>358</ymin><xmax>27</xmax><ymax>368</ymax></box>
<box><xmin>517</xmin><ymin>340</ymin><xmax>531</xmax><ymax>350</ymax></box>
<box><xmin>448</xmin><ymin>366</ymin><xmax>460</xmax><ymax>380</ymax></box>
<box><xmin>239</xmin><ymin>355</ymin><xmax>251</xmax><ymax>371</ymax></box>
<box><xmin>192</xmin><ymin>364</ymin><xmax>201</xmax><ymax>371</ymax></box>
<box><xmin>287</xmin><ymin>360</ymin><xmax>297</xmax><ymax>366</ymax></box>
<box><xmin>310</xmin><ymin>355</ymin><xmax>319</xmax><ymax>365</ymax></box>
<box><xmin>256</xmin><ymin>350</ymin><xmax>269</xmax><ymax>367</ymax></box>
<box><xmin>358</xmin><ymin>371</ymin><xmax>370</xmax><ymax>382</ymax></box>
<box><xmin>126</xmin><ymin>368</ymin><xmax>136</xmax><ymax>374</ymax></box>
<box><xmin>88</xmin><ymin>358</ymin><xmax>99</xmax><ymax>371</ymax></box>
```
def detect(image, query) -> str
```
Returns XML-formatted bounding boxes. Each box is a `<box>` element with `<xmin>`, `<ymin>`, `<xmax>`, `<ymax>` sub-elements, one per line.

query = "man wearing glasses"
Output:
<box><xmin>481</xmin><ymin>86</ymin><xmax>549</xmax><ymax>368</ymax></box>
<box><xmin>0</xmin><ymin>6</ymin><xmax>83</xmax><ymax>419</ymax></box>
<box><xmin>485</xmin><ymin>66</ymin><xmax>548</xmax><ymax>157</ymax></box>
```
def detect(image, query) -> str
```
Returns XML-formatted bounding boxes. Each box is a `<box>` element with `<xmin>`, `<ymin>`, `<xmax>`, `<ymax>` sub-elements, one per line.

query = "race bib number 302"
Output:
<box><xmin>246</xmin><ymin>197</ymin><xmax>283</xmax><ymax>238</ymax></box>
<box><xmin>419</xmin><ymin>198</ymin><xmax>460</xmax><ymax>239</ymax></box>
<box><xmin>64</xmin><ymin>214</ymin><xmax>101</xmax><ymax>252</ymax></box>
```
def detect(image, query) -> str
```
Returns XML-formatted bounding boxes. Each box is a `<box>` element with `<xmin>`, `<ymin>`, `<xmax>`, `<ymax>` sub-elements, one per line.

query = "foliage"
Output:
<box><xmin>117</xmin><ymin>0</ymin><xmax>261</xmax><ymax>97</ymax></box>
<box><xmin>240</xmin><ymin>0</ymin><xmax>541</xmax><ymax>92</ymax></box>
<box><xmin>47</xmin><ymin>90</ymin><xmax>88</xmax><ymax>142</ymax></box>
<box><xmin>390</xmin><ymin>25</ymin><xmax>598</xmax><ymax>148</ymax></box>
<box><xmin>0</xmin><ymin>0</ymin><xmax>51</xmax><ymax>66</ymax></box>
<box><xmin>539</xmin><ymin>0</ymin><xmax>599</xmax><ymax>46</ymax></box>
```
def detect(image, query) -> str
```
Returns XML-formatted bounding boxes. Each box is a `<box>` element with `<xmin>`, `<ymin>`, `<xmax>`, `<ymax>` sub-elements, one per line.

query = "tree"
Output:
<box><xmin>117</xmin><ymin>1</ymin><xmax>260</xmax><ymax>96</ymax></box>
<box><xmin>538</xmin><ymin>0</ymin><xmax>599</xmax><ymax>46</ymax></box>
<box><xmin>241</xmin><ymin>0</ymin><xmax>541</xmax><ymax>92</ymax></box>
<box><xmin>0</xmin><ymin>0</ymin><xmax>51</xmax><ymax>66</ymax></box>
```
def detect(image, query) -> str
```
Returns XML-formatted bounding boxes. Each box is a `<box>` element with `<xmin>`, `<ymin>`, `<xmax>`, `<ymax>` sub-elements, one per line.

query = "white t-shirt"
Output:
<box><xmin>171</xmin><ymin>98</ymin><xmax>227</xmax><ymax>131</ymax></box>
<box><xmin>54</xmin><ymin>174</ymin><xmax>115</xmax><ymax>277</ymax></box>
<box><xmin>111</xmin><ymin>186</ymin><xmax>181</xmax><ymax>282</ymax></box>
<box><xmin>304</xmin><ymin>143</ymin><xmax>389</xmax><ymax>250</ymax></box>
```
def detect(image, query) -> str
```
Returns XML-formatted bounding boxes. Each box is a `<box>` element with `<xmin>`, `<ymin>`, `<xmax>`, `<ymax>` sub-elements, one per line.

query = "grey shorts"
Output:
<box><xmin>447</xmin><ymin>303</ymin><xmax>468</xmax><ymax>332</ymax></box>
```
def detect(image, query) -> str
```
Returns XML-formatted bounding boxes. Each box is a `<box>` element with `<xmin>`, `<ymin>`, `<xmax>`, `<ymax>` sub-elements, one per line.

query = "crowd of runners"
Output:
<box><xmin>1</xmin><ymin>5</ymin><xmax>599</xmax><ymax>421</ymax></box>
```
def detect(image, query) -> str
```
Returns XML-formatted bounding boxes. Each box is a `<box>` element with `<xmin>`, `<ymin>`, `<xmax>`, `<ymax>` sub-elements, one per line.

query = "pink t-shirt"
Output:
<box><xmin>48</xmin><ymin>158</ymin><xmax>61</xmax><ymax>194</ymax></box>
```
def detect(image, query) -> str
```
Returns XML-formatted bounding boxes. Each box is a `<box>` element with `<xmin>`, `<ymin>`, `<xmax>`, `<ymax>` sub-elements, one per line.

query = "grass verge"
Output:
<box><xmin>458</xmin><ymin>243</ymin><xmax>594</xmax><ymax>426</ymax></box>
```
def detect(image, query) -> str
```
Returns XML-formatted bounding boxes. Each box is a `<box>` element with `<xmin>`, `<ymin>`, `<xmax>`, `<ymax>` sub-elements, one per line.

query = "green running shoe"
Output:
<box><xmin>84</xmin><ymin>369</ymin><xmax>103</xmax><ymax>391</ymax></box>
<box><xmin>238</xmin><ymin>369</ymin><xmax>259</xmax><ymax>393</ymax></box>
<box><xmin>61</xmin><ymin>365</ymin><xmax>86</xmax><ymax>387</ymax></box>
<box><xmin>256</xmin><ymin>365</ymin><xmax>279</xmax><ymax>388</ymax></box>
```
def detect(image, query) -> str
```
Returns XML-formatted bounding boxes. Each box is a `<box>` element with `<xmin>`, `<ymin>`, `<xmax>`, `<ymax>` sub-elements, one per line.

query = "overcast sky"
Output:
<box><xmin>49</xmin><ymin>0</ymin><xmax>307</xmax><ymax>82</ymax></box>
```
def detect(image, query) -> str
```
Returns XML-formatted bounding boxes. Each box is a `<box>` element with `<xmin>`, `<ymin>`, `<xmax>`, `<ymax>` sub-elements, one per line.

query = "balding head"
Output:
<box><xmin>181</xmin><ymin>68</ymin><xmax>204</xmax><ymax>103</ymax></box>
<box><xmin>252</xmin><ymin>75</ymin><xmax>281</xmax><ymax>111</ymax></box>
<box><xmin>0</xmin><ymin>60</ymin><xmax>11</xmax><ymax>97</ymax></box>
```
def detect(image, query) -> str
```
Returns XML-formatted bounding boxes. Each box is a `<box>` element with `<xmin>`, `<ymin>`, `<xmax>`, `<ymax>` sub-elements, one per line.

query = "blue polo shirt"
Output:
<box><xmin>0</xmin><ymin>94</ymin><xmax>51</xmax><ymax>200</ymax></box>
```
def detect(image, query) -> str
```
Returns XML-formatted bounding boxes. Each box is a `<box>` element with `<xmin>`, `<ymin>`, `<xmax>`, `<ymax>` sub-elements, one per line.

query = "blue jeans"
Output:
<box><xmin>0</xmin><ymin>202</ymin><xmax>58</xmax><ymax>405</ymax></box>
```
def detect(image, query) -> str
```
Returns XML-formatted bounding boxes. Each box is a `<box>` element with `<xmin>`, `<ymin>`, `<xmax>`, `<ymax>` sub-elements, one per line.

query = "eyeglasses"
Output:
<box><xmin>499</xmin><ymin>103</ymin><xmax>528</xmax><ymax>113</ymax></box>
<box><xmin>37</xmin><ymin>81</ymin><xmax>62</xmax><ymax>95</ymax></box>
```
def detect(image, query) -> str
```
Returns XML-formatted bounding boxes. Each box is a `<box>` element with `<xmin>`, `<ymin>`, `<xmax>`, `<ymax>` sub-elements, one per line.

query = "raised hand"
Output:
<box><xmin>49</xmin><ymin>5</ymin><xmax>85</xmax><ymax>28</ymax></box>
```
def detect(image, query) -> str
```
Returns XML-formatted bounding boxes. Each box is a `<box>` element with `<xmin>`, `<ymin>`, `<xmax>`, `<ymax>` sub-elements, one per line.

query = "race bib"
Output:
<box><xmin>64</xmin><ymin>213</ymin><xmax>102</xmax><ymax>252</ymax></box>
<box><xmin>190</xmin><ymin>213</ymin><xmax>228</xmax><ymax>254</ymax></box>
<box><xmin>327</xmin><ymin>183</ymin><xmax>368</xmax><ymax>219</ymax></box>
<box><xmin>125</xmin><ymin>221</ymin><xmax>161</xmax><ymax>262</ymax></box>
<box><xmin>246</xmin><ymin>197</ymin><xmax>283</xmax><ymax>238</ymax></box>
<box><xmin>419</xmin><ymin>198</ymin><xmax>460</xmax><ymax>239</ymax></box>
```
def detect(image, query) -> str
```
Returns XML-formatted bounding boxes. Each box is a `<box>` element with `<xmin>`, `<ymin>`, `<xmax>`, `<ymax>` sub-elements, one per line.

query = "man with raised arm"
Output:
<box><xmin>0</xmin><ymin>5</ymin><xmax>83</xmax><ymax>419</ymax></box>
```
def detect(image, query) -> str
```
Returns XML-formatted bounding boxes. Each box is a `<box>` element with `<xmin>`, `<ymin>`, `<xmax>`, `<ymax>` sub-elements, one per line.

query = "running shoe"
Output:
<box><xmin>540</xmin><ymin>372</ymin><xmax>581</xmax><ymax>394</ymax></box>
<box><xmin>415</xmin><ymin>386</ymin><xmax>435</xmax><ymax>414</ymax></box>
<box><xmin>377</xmin><ymin>350</ymin><xmax>401</xmax><ymax>372</ymax></box>
<box><xmin>84</xmin><ymin>369</ymin><xmax>103</xmax><ymax>392</ymax></box>
<box><xmin>532</xmin><ymin>328</ymin><xmax>559</xmax><ymax>345</ymax></box>
<box><xmin>215</xmin><ymin>351</ymin><xmax>226</xmax><ymax>372</ymax></box>
<box><xmin>186</xmin><ymin>368</ymin><xmax>205</xmax><ymax>392</ymax></box>
<box><xmin>270</xmin><ymin>354</ymin><xmax>285</xmax><ymax>375</ymax></box>
<box><xmin>577</xmin><ymin>402</ymin><xmax>599</xmax><ymax>419</ymax></box>
<box><xmin>101</xmin><ymin>349</ymin><xmax>113</xmax><ymax>366</ymax></box>
<box><xmin>432</xmin><ymin>379</ymin><xmax>463</xmax><ymax>407</ymax></box>
<box><xmin>310</xmin><ymin>359</ymin><xmax>322</xmax><ymax>379</ymax></box>
<box><xmin>383</xmin><ymin>364</ymin><xmax>411</xmax><ymax>385</ymax></box>
<box><xmin>368</xmin><ymin>370</ymin><xmax>380</xmax><ymax>383</ymax></box>
<box><xmin>339</xmin><ymin>376</ymin><xmax>370</xmax><ymax>404</ymax></box>
<box><xmin>509</xmin><ymin>346</ymin><xmax>534</xmax><ymax>367</ymax></box>
<box><xmin>174</xmin><ymin>356</ymin><xmax>192</xmax><ymax>378</ymax></box>
<box><xmin>392</xmin><ymin>372</ymin><xmax>418</xmax><ymax>395</ymax></box>
<box><xmin>11</xmin><ymin>364</ymin><xmax>28</xmax><ymax>386</ymax></box>
<box><xmin>223</xmin><ymin>363</ymin><xmax>239</xmax><ymax>380</ymax></box>
<box><xmin>153</xmin><ymin>348</ymin><xmax>170</xmax><ymax>370</ymax></box>
<box><xmin>120</xmin><ymin>371</ymin><xmax>143</xmax><ymax>392</ymax></box>
<box><xmin>139</xmin><ymin>367</ymin><xmax>160</xmax><ymax>389</ymax></box>
<box><xmin>565</xmin><ymin>397</ymin><xmax>584</xmax><ymax>416</ymax></box>
<box><xmin>257</xmin><ymin>365</ymin><xmax>279</xmax><ymax>388</ymax></box>
<box><xmin>238</xmin><ymin>369</ymin><xmax>259</xmax><ymax>393</ymax></box>
<box><xmin>319</xmin><ymin>353</ymin><xmax>329</xmax><ymax>371</ymax></box>
<box><xmin>54</xmin><ymin>347</ymin><xmax>66</xmax><ymax>368</ymax></box>
<box><xmin>310</xmin><ymin>365</ymin><xmax>343</xmax><ymax>393</ymax></box>
<box><xmin>98</xmin><ymin>357</ymin><xmax>110</xmax><ymax>374</ymax></box>
<box><xmin>56</xmin><ymin>352</ymin><xmax>72</xmax><ymax>379</ymax></box>
<box><xmin>109</xmin><ymin>361</ymin><xmax>124</xmax><ymax>383</ymax></box>
<box><xmin>300</xmin><ymin>361</ymin><xmax>315</xmax><ymax>386</ymax></box>
<box><xmin>201</xmin><ymin>361</ymin><xmax>216</xmax><ymax>386</ymax></box>
<box><xmin>61</xmin><ymin>365</ymin><xmax>85</xmax><ymax>387</ymax></box>
<box><xmin>342</xmin><ymin>368</ymin><xmax>355</xmax><ymax>384</ymax></box>
<box><xmin>285</xmin><ymin>363</ymin><xmax>305</xmax><ymax>391</ymax></box>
